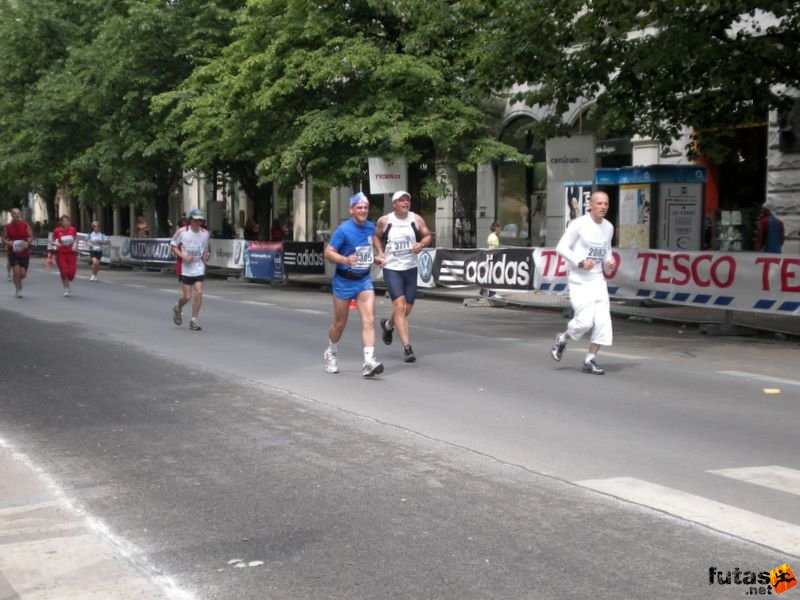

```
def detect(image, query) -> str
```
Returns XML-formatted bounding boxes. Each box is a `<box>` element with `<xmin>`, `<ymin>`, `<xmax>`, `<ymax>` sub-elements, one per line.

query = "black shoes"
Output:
<box><xmin>403</xmin><ymin>345</ymin><xmax>416</xmax><ymax>363</ymax></box>
<box><xmin>381</xmin><ymin>318</ymin><xmax>393</xmax><ymax>345</ymax></box>
<box><xmin>582</xmin><ymin>360</ymin><xmax>605</xmax><ymax>375</ymax></box>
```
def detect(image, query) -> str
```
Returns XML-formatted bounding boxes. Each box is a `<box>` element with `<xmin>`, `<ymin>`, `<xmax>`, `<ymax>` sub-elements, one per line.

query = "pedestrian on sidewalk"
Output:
<box><xmin>373</xmin><ymin>190</ymin><xmax>432</xmax><ymax>363</ymax></box>
<box><xmin>323</xmin><ymin>192</ymin><xmax>384</xmax><ymax>378</ymax></box>
<box><xmin>52</xmin><ymin>215</ymin><xmax>78</xmax><ymax>297</ymax></box>
<box><xmin>3</xmin><ymin>208</ymin><xmax>33</xmax><ymax>297</ymax></box>
<box><xmin>756</xmin><ymin>201</ymin><xmax>785</xmax><ymax>253</ymax></box>
<box><xmin>170</xmin><ymin>209</ymin><xmax>210</xmax><ymax>331</ymax></box>
<box><xmin>550</xmin><ymin>191</ymin><xmax>616</xmax><ymax>375</ymax></box>
<box><xmin>86</xmin><ymin>221</ymin><xmax>108</xmax><ymax>281</ymax></box>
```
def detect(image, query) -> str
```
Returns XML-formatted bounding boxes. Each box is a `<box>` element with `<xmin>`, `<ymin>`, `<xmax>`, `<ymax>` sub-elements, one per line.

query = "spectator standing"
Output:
<box><xmin>756</xmin><ymin>201</ymin><xmax>785</xmax><ymax>253</ymax></box>
<box><xmin>487</xmin><ymin>221</ymin><xmax>501</xmax><ymax>249</ymax></box>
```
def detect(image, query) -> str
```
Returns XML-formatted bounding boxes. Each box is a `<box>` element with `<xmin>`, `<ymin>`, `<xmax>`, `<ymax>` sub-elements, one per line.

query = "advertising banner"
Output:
<box><xmin>433</xmin><ymin>248</ymin><xmax>534</xmax><ymax>290</ymax></box>
<box><xmin>367</xmin><ymin>157</ymin><xmax>408</xmax><ymax>195</ymax></box>
<box><xmin>417</xmin><ymin>249</ymin><xmax>436</xmax><ymax>288</ymax></box>
<box><xmin>564</xmin><ymin>183</ymin><xmax>592</xmax><ymax>229</ymax></box>
<box><xmin>244</xmin><ymin>241</ymin><xmax>283</xmax><ymax>281</ymax></box>
<box><xmin>283</xmin><ymin>242</ymin><xmax>325</xmax><ymax>274</ymax></box>
<box><xmin>533</xmin><ymin>248</ymin><xmax>800</xmax><ymax>315</ymax></box>
<box><xmin>108</xmin><ymin>236</ymin><xmax>128</xmax><ymax>264</ymax></box>
<box><xmin>658</xmin><ymin>183</ymin><xmax>703</xmax><ymax>251</ymax></box>
<box><xmin>207</xmin><ymin>239</ymin><xmax>245</xmax><ymax>270</ymax></box>
<box><xmin>127</xmin><ymin>238</ymin><xmax>176</xmax><ymax>263</ymax></box>
<box><xmin>618</xmin><ymin>184</ymin><xmax>651</xmax><ymax>249</ymax></box>
<box><xmin>546</xmin><ymin>135</ymin><xmax>596</xmax><ymax>232</ymax></box>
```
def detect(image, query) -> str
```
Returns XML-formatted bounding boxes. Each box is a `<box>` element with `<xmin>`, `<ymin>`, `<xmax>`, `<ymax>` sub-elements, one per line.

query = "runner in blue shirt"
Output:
<box><xmin>322</xmin><ymin>192</ymin><xmax>384</xmax><ymax>378</ymax></box>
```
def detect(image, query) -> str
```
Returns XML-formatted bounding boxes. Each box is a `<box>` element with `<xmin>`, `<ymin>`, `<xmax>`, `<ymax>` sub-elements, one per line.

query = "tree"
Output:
<box><xmin>480</xmin><ymin>0</ymin><xmax>800</xmax><ymax>158</ymax></box>
<box><xmin>168</xmin><ymin>0</ymin><xmax>521</xmax><ymax>222</ymax></box>
<box><xmin>0</xmin><ymin>0</ymin><xmax>111</xmax><ymax>222</ymax></box>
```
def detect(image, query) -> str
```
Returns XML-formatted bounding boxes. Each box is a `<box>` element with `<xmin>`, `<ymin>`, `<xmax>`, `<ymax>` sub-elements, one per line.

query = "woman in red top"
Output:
<box><xmin>52</xmin><ymin>215</ymin><xmax>78</xmax><ymax>296</ymax></box>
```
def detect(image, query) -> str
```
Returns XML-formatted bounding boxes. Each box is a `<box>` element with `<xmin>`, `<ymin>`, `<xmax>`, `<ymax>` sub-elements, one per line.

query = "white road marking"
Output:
<box><xmin>124</xmin><ymin>284</ymin><xmax>146</xmax><ymax>288</ymax></box>
<box><xmin>718</xmin><ymin>370</ymin><xmax>800</xmax><ymax>387</ymax></box>
<box><xmin>0</xmin><ymin>436</ymin><xmax>195</xmax><ymax>600</ymax></box>
<box><xmin>708</xmin><ymin>466</ymin><xmax>800</xmax><ymax>497</ymax></box>
<box><xmin>203</xmin><ymin>293</ymin><xmax>222</xmax><ymax>299</ymax></box>
<box><xmin>294</xmin><ymin>308</ymin><xmax>326</xmax><ymax>315</ymax></box>
<box><xmin>577</xmin><ymin>476</ymin><xmax>800</xmax><ymax>556</ymax></box>
<box><xmin>241</xmin><ymin>301</ymin><xmax>275</xmax><ymax>307</ymax></box>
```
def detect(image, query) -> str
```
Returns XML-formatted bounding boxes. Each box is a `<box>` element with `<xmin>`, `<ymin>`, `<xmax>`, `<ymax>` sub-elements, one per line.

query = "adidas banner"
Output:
<box><xmin>433</xmin><ymin>248</ymin><xmax>534</xmax><ymax>290</ymax></box>
<box><xmin>283</xmin><ymin>242</ymin><xmax>325</xmax><ymax>274</ymax></box>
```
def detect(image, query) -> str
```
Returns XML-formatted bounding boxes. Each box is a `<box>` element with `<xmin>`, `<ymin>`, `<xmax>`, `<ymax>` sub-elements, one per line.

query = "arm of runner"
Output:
<box><xmin>413</xmin><ymin>215</ymin><xmax>432</xmax><ymax>254</ymax></box>
<box><xmin>324</xmin><ymin>243</ymin><xmax>355</xmax><ymax>267</ymax></box>
<box><xmin>372</xmin><ymin>216</ymin><xmax>387</xmax><ymax>266</ymax></box>
<box><xmin>555</xmin><ymin>223</ymin><xmax>584</xmax><ymax>268</ymax></box>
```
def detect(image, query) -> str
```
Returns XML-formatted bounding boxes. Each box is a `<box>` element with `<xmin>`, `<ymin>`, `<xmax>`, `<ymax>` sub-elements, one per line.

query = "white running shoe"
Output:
<box><xmin>361</xmin><ymin>357</ymin><xmax>384</xmax><ymax>378</ymax></box>
<box><xmin>15</xmin><ymin>289</ymin><xmax>22</xmax><ymax>298</ymax></box>
<box><xmin>323</xmin><ymin>350</ymin><xmax>339</xmax><ymax>374</ymax></box>
<box><xmin>90</xmin><ymin>275</ymin><xmax>97</xmax><ymax>282</ymax></box>
<box><xmin>63</xmin><ymin>289</ymin><xmax>70</xmax><ymax>297</ymax></box>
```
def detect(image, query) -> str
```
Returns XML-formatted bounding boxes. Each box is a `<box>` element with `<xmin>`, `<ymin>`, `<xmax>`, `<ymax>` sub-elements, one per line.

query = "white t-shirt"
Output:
<box><xmin>87</xmin><ymin>231</ymin><xmax>107</xmax><ymax>251</ymax></box>
<box><xmin>555</xmin><ymin>214</ymin><xmax>614</xmax><ymax>286</ymax></box>
<box><xmin>171</xmin><ymin>226</ymin><xmax>210</xmax><ymax>277</ymax></box>
<box><xmin>383</xmin><ymin>211</ymin><xmax>419</xmax><ymax>272</ymax></box>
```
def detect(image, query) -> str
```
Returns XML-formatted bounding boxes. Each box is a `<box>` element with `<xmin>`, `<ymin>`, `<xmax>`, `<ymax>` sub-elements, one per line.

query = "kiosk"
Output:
<box><xmin>596</xmin><ymin>165</ymin><xmax>706</xmax><ymax>250</ymax></box>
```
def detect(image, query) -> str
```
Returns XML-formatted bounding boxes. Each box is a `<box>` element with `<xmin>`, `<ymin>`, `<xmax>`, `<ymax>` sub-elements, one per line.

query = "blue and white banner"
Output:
<box><xmin>244</xmin><ymin>241</ymin><xmax>283</xmax><ymax>281</ymax></box>
<box><xmin>126</xmin><ymin>238</ymin><xmax>176</xmax><ymax>264</ymax></box>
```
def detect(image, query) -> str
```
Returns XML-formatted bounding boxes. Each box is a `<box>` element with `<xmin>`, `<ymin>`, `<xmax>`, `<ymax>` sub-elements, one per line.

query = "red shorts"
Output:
<box><xmin>56</xmin><ymin>252</ymin><xmax>77</xmax><ymax>281</ymax></box>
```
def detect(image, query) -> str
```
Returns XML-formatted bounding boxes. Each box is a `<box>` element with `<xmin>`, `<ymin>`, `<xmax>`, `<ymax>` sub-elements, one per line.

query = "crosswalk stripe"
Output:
<box><xmin>708</xmin><ymin>466</ymin><xmax>800</xmax><ymax>497</ymax></box>
<box><xmin>577</xmin><ymin>476</ymin><xmax>800</xmax><ymax>556</ymax></box>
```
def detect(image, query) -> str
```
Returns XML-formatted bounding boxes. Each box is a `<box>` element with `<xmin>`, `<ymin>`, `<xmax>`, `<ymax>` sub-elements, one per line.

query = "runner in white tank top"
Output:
<box><xmin>373</xmin><ymin>190</ymin><xmax>432</xmax><ymax>363</ymax></box>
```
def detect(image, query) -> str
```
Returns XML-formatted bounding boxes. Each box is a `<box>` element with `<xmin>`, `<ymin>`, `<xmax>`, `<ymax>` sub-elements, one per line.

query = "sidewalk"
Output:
<box><xmin>282</xmin><ymin>274</ymin><xmax>800</xmax><ymax>338</ymax></box>
<box><xmin>0</xmin><ymin>441</ymin><xmax>174</xmax><ymax>600</ymax></box>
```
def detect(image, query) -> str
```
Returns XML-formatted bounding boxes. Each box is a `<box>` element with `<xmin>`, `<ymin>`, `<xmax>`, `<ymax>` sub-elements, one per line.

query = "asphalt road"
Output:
<box><xmin>1</xmin><ymin>263</ymin><xmax>798</xmax><ymax>599</ymax></box>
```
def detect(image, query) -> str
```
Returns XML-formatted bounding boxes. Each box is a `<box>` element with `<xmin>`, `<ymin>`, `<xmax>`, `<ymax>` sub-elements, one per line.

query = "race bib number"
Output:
<box><xmin>354</xmin><ymin>245</ymin><xmax>374</xmax><ymax>269</ymax></box>
<box><xmin>389</xmin><ymin>237</ymin><xmax>413</xmax><ymax>256</ymax></box>
<box><xmin>184</xmin><ymin>244</ymin><xmax>204</xmax><ymax>260</ymax></box>
<box><xmin>60</xmin><ymin>235</ymin><xmax>74</xmax><ymax>246</ymax></box>
<box><xmin>586</xmin><ymin>245</ymin><xmax>607</xmax><ymax>261</ymax></box>
<box><xmin>12</xmin><ymin>240</ymin><xmax>25</xmax><ymax>253</ymax></box>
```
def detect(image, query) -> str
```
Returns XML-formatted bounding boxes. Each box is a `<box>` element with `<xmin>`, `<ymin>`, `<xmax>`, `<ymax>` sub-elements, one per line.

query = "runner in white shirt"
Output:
<box><xmin>373</xmin><ymin>190</ymin><xmax>432</xmax><ymax>363</ymax></box>
<box><xmin>551</xmin><ymin>191</ymin><xmax>616</xmax><ymax>375</ymax></box>
<box><xmin>170</xmin><ymin>209</ymin><xmax>211</xmax><ymax>331</ymax></box>
<box><xmin>86</xmin><ymin>221</ymin><xmax>108</xmax><ymax>281</ymax></box>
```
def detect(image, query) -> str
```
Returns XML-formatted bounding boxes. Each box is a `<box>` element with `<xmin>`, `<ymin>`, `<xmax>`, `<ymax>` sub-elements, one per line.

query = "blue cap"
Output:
<box><xmin>189</xmin><ymin>209</ymin><xmax>205</xmax><ymax>220</ymax></box>
<box><xmin>349</xmin><ymin>192</ymin><xmax>369</xmax><ymax>208</ymax></box>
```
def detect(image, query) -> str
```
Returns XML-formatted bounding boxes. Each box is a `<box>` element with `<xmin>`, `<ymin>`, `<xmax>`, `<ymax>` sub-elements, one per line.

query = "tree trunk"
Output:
<box><xmin>231</xmin><ymin>162</ymin><xmax>272</xmax><ymax>241</ymax></box>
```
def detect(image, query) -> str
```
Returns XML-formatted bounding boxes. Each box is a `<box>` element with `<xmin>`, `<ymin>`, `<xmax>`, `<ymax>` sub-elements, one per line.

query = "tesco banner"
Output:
<box><xmin>533</xmin><ymin>249</ymin><xmax>800</xmax><ymax>315</ymax></box>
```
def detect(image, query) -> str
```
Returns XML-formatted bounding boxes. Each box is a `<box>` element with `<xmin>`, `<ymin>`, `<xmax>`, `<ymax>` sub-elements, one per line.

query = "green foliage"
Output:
<box><xmin>169</xmin><ymin>0</ymin><xmax>521</xmax><ymax>193</ymax></box>
<box><xmin>481</xmin><ymin>0</ymin><xmax>799</xmax><ymax>159</ymax></box>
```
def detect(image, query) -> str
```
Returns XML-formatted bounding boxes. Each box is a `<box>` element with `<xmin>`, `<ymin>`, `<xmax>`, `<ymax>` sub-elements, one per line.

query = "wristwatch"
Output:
<box><xmin>578</xmin><ymin>260</ymin><xmax>585</xmax><ymax>269</ymax></box>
